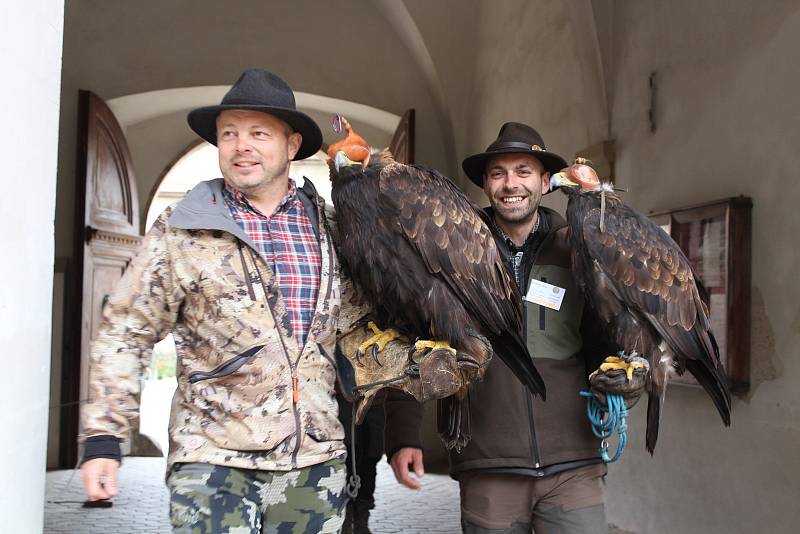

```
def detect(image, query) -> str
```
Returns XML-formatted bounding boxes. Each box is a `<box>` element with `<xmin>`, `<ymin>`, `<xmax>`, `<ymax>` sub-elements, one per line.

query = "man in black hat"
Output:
<box><xmin>385</xmin><ymin>122</ymin><xmax>642</xmax><ymax>534</ymax></box>
<box><xmin>79</xmin><ymin>69</ymin><xmax>356</xmax><ymax>532</ymax></box>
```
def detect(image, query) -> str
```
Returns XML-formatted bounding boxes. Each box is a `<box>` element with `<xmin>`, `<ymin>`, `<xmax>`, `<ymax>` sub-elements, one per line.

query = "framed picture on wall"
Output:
<box><xmin>649</xmin><ymin>196</ymin><xmax>752</xmax><ymax>393</ymax></box>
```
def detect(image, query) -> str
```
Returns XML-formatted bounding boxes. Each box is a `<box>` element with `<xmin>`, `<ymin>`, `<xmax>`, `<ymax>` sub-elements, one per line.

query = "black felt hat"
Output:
<box><xmin>462</xmin><ymin>122</ymin><xmax>568</xmax><ymax>187</ymax></box>
<box><xmin>187</xmin><ymin>69</ymin><xmax>322</xmax><ymax>160</ymax></box>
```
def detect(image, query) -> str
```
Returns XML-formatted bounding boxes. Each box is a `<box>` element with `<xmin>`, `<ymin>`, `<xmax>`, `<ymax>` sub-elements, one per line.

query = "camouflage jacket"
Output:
<box><xmin>80</xmin><ymin>178</ymin><xmax>350</xmax><ymax>471</ymax></box>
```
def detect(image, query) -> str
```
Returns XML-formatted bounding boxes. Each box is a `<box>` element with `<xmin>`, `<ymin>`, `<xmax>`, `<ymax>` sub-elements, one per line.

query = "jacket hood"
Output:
<box><xmin>167</xmin><ymin>178</ymin><xmax>324</xmax><ymax>249</ymax></box>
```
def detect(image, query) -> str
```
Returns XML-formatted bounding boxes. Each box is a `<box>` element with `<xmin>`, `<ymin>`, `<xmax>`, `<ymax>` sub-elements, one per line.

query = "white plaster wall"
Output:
<box><xmin>401</xmin><ymin>0</ymin><xmax>482</xmax><ymax>179</ymax></box>
<box><xmin>0</xmin><ymin>0</ymin><xmax>64</xmax><ymax>529</ymax></box>
<box><xmin>604</xmin><ymin>2</ymin><xmax>800</xmax><ymax>533</ymax></box>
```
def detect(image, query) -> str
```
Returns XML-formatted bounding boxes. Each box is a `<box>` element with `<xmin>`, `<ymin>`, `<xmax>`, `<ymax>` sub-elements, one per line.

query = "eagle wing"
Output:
<box><xmin>579</xmin><ymin>201</ymin><xmax>731</xmax><ymax>420</ymax></box>
<box><xmin>378</xmin><ymin>162</ymin><xmax>545</xmax><ymax>397</ymax></box>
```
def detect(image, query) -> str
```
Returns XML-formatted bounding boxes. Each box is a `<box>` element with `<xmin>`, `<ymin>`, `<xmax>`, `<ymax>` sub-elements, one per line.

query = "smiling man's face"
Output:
<box><xmin>483</xmin><ymin>153</ymin><xmax>550</xmax><ymax>226</ymax></box>
<box><xmin>216</xmin><ymin>109</ymin><xmax>301</xmax><ymax>195</ymax></box>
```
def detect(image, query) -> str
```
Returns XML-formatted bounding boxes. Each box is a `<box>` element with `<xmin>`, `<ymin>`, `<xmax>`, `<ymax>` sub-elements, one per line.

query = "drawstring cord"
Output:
<box><xmin>345</xmin><ymin>399</ymin><xmax>361</xmax><ymax>500</ymax></box>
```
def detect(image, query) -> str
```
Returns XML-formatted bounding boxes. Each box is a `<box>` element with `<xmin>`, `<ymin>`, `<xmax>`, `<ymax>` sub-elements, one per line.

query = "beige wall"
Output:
<box><xmin>460</xmin><ymin>0</ymin><xmax>609</xmax><ymax>207</ymax></box>
<box><xmin>602</xmin><ymin>2</ymin><xmax>800</xmax><ymax>533</ymax></box>
<box><xmin>396</xmin><ymin>1</ymin><xmax>800</xmax><ymax>531</ymax></box>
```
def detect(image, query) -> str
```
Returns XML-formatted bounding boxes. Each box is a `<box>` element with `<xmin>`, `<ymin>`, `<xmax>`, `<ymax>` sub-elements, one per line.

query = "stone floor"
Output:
<box><xmin>44</xmin><ymin>456</ymin><xmax>461</xmax><ymax>533</ymax></box>
<box><xmin>45</xmin><ymin>457</ymin><xmax>627</xmax><ymax>533</ymax></box>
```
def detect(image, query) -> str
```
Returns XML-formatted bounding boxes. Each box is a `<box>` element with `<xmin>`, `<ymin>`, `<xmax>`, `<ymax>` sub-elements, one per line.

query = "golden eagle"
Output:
<box><xmin>550</xmin><ymin>161</ymin><xmax>731</xmax><ymax>452</ymax></box>
<box><xmin>328</xmin><ymin>118</ymin><xmax>545</xmax><ymax>449</ymax></box>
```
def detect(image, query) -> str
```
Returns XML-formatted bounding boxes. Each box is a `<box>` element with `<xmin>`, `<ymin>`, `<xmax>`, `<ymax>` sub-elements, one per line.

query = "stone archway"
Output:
<box><xmin>107</xmin><ymin>86</ymin><xmax>402</xmax><ymax>233</ymax></box>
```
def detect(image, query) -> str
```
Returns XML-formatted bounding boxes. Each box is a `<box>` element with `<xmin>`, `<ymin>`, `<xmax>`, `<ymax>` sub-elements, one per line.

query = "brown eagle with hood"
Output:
<box><xmin>550</xmin><ymin>161</ymin><xmax>732</xmax><ymax>452</ymax></box>
<box><xmin>327</xmin><ymin>117</ymin><xmax>545</xmax><ymax>449</ymax></box>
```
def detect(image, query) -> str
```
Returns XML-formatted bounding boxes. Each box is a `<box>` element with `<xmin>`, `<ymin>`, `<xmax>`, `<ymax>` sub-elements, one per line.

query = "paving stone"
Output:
<box><xmin>45</xmin><ymin>456</ymin><xmax>459</xmax><ymax>533</ymax></box>
<box><xmin>45</xmin><ymin>456</ymin><xmax>622</xmax><ymax>533</ymax></box>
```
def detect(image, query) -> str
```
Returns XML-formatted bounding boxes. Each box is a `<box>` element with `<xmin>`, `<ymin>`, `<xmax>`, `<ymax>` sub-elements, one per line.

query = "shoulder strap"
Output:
<box><xmin>297</xmin><ymin>179</ymin><xmax>321</xmax><ymax>240</ymax></box>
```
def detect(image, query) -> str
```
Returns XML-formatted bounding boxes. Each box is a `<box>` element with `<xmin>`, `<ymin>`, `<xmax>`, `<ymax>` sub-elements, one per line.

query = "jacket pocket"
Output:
<box><xmin>197</xmin><ymin>411</ymin><xmax>295</xmax><ymax>453</ymax></box>
<box><xmin>186</xmin><ymin>345</ymin><xmax>296</xmax><ymax>452</ymax></box>
<box><xmin>302</xmin><ymin>395</ymin><xmax>345</xmax><ymax>443</ymax></box>
<box><xmin>188</xmin><ymin>344</ymin><xmax>264</xmax><ymax>383</ymax></box>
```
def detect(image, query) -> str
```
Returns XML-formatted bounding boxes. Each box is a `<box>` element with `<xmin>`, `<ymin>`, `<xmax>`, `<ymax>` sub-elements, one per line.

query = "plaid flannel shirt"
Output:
<box><xmin>222</xmin><ymin>179</ymin><xmax>321</xmax><ymax>347</ymax></box>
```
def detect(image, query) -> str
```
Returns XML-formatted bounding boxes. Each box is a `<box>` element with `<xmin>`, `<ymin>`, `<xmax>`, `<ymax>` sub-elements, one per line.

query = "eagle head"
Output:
<box><xmin>327</xmin><ymin>115</ymin><xmax>371</xmax><ymax>172</ymax></box>
<box><xmin>550</xmin><ymin>158</ymin><xmax>607</xmax><ymax>193</ymax></box>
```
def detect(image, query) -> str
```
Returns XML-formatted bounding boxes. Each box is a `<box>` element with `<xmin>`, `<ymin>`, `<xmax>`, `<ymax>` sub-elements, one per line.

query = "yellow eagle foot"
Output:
<box><xmin>412</xmin><ymin>339</ymin><xmax>458</xmax><ymax>359</ymax></box>
<box><xmin>355</xmin><ymin>321</ymin><xmax>407</xmax><ymax>367</ymax></box>
<box><xmin>589</xmin><ymin>353</ymin><xmax>649</xmax><ymax>382</ymax></box>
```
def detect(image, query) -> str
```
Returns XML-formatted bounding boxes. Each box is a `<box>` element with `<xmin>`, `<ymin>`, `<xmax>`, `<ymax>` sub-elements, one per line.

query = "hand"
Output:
<box><xmin>389</xmin><ymin>447</ymin><xmax>425</xmax><ymax>490</ymax></box>
<box><xmin>80</xmin><ymin>458</ymin><xmax>120</xmax><ymax>501</ymax></box>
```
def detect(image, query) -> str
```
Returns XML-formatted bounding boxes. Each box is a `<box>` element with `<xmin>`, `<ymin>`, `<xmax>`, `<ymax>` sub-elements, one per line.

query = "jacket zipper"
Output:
<box><xmin>526</xmin><ymin>393</ymin><xmax>542</xmax><ymax>469</ymax></box>
<box><xmin>519</xmin><ymin>257</ymin><xmax>542</xmax><ymax>469</ymax></box>
<box><xmin>249</xmin><ymin>249</ymin><xmax>304</xmax><ymax>468</ymax></box>
<box><xmin>188</xmin><ymin>344</ymin><xmax>265</xmax><ymax>383</ymax></box>
<box><xmin>520</xmin><ymin>234</ymin><xmax>558</xmax><ymax>470</ymax></box>
<box><xmin>308</xmin><ymin>198</ymin><xmax>336</xmax><ymax>339</ymax></box>
<box><xmin>236</xmin><ymin>193</ymin><xmax>329</xmax><ymax>467</ymax></box>
<box><xmin>493</xmin><ymin>209</ymin><xmax>566</xmax><ymax>471</ymax></box>
<box><xmin>539</xmin><ymin>277</ymin><xmax>547</xmax><ymax>331</ymax></box>
<box><xmin>237</xmin><ymin>241</ymin><xmax>257</xmax><ymax>301</ymax></box>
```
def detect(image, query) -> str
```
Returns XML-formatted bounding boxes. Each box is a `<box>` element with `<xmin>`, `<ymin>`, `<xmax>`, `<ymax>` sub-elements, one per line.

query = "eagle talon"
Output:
<box><xmin>589</xmin><ymin>353</ymin><xmax>649</xmax><ymax>382</ymax></box>
<box><xmin>354</xmin><ymin>348</ymin><xmax>366</xmax><ymax>367</ymax></box>
<box><xmin>370</xmin><ymin>343</ymin><xmax>383</xmax><ymax>367</ymax></box>
<box><xmin>407</xmin><ymin>344</ymin><xmax>419</xmax><ymax>365</ymax></box>
<box><xmin>354</xmin><ymin>321</ymin><xmax>405</xmax><ymax>366</ymax></box>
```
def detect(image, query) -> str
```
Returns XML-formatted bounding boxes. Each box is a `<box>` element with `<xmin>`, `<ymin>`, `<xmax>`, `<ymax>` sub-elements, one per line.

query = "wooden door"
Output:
<box><xmin>60</xmin><ymin>91</ymin><xmax>153</xmax><ymax>466</ymax></box>
<box><xmin>389</xmin><ymin>109</ymin><xmax>415</xmax><ymax>164</ymax></box>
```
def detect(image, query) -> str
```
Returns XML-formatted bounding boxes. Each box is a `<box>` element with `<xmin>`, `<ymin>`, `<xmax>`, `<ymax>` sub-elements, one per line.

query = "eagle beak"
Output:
<box><xmin>550</xmin><ymin>172</ymin><xmax>579</xmax><ymax>190</ymax></box>
<box><xmin>334</xmin><ymin>151</ymin><xmax>359</xmax><ymax>172</ymax></box>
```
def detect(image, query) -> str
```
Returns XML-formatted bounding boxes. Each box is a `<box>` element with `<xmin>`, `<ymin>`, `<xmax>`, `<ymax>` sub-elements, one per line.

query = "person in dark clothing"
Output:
<box><xmin>338</xmin><ymin>397</ymin><xmax>385</xmax><ymax>534</ymax></box>
<box><xmin>384</xmin><ymin>123</ymin><xmax>643</xmax><ymax>534</ymax></box>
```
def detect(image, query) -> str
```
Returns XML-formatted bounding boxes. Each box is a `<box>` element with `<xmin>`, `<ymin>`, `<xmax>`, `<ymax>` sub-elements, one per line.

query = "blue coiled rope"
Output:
<box><xmin>579</xmin><ymin>391</ymin><xmax>628</xmax><ymax>463</ymax></box>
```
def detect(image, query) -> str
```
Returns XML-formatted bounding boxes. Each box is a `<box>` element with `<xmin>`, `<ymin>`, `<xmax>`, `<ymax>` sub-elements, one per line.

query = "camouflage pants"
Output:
<box><xmin>167</xmin><ymin>459</ymin><xmax>347</xmax><ymax>534</ymax></box>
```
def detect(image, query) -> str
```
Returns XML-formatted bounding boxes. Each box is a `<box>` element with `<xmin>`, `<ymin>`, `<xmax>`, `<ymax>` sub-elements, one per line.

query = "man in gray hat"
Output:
<box><xmin>79</xmin><ymin>69</ymin><xmax>357</xmax><ymax>532</ymax></box>
<box><xmin>385</xmin><ymin>122</ymin><xmax>645</xmax><ymax>534</ymax></box>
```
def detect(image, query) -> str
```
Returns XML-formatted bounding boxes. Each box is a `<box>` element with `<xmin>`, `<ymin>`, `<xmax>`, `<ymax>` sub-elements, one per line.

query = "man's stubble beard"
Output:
<box><xmin>491</xmin><ymin>190</ymin><xmax>542</xmax><ymax>226</ymax></box>
<box><xmin>224</xmin><ymin>159</ymin><xmax>291</xmax><ymax>194</ymax></box>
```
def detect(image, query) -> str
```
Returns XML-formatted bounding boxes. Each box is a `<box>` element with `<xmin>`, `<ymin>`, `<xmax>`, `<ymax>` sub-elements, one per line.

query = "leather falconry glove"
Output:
<box><xmin>589</xmin><ymin>353</ymin><xmax>650</xmax><ymax>409</ymax></box>
<box><xmin>336</xmin><ymin>304</ymin><xmax>492</xmax><ymax>424</ymax></box>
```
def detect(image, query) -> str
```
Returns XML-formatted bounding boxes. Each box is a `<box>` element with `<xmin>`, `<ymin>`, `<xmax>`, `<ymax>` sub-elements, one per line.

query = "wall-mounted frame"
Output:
<box><xmin>649</xmin><ymin>196</ymin><xmax>752</xmax><ymax>393</ymax></box>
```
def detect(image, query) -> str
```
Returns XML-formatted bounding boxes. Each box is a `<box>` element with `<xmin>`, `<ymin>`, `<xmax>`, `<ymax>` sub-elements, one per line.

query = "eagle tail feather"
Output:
<box><xmin>684</xmin><ymin>325</ymin><xmax>731</xmax><ymax>425</ymax></box>
<box><xmin>645</xmin><ymin>356</ymin><xmax>670</xmax><ymax>454</ymax></box>
<box><xmin>645</xmin><ymin>387</ymin><xmax>662</xmax><ymax>455</ymax></box>
<box><xmin>437</xmin><ymin>394</ymin><xmax>471</xmax><ymax>451</ymax></box>
<box><xmin>685</xmin><ymin>358</ymin><xmax>732</xmax><ymax>426</ymax></box>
